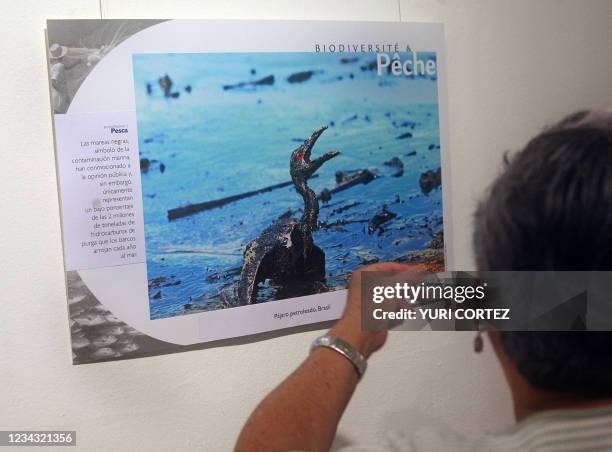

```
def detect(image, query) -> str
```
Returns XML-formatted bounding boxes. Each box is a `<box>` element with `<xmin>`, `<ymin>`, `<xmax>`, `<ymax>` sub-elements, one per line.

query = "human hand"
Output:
<box><xmin>329</xmin><ymin>262</ymin><xmax>425</xmax><ymax>359</ymax></box>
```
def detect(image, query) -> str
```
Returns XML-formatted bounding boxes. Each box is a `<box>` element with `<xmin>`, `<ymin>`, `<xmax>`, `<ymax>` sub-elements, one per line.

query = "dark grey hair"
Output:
<box><xmin>473</xmin><ymin>109</ymin><xmax>612</xmax><ymax>396</ymax></box>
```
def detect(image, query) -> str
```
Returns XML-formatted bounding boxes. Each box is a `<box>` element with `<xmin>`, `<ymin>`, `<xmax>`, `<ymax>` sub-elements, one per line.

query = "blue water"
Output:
<box><xmin>133</xmin><ymin>52</ymin><xmax>444</xmax><ymax>320</ymax></box>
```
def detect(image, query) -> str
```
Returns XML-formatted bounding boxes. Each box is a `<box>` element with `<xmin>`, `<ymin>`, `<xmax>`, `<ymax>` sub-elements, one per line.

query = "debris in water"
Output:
<box><xmin>158</xmin><ymin>74</ymin><xmax>173</xmax><ymax>97</ymax></box>
<box><xmin>223</xmin><ymin>74</ymin><xmax>274</xmax><ymax>91</ymax></box>
<box><xmin>287</xmin><ymin>70</ymin><xmax>316</xmax><ymax>83</ymax></box>
<box><xmin>396</xmin><ymin>132</ymin><xmax>413</xmax><ymax>139</ymax></box>
<box><xmin>384</xmin><ymin>156</ymin><xmax>404</xmax><ymax>177</ymax></box>
<box><xmin>419</xmin><ymin>167</ymin><xmax>442</xmax><ymax>194</ymax></box>
<box><xmin>368</xmin><ymin>205</ymin><xmax>397</xmax><ymax>235</ymax></box>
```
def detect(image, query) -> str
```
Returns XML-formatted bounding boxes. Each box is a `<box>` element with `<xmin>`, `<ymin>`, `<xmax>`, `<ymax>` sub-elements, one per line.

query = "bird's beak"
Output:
<box><xmin>308</xmin><ymin>150</ymin><xmax>340</xmax><ymax>175</ymax></box>
<box><xmin>304</xmin><ymin>126</ymin><xmax>328</xmax><ymax>161</ymax></box>
<box><xmin>320</xmin><ymin>150</ymin><xmax>340</xmax><ymax>162</ymax></box>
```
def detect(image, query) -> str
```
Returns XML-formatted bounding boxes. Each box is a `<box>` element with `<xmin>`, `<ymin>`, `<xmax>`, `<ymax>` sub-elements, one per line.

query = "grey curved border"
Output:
<box><xmin>66</xmin><ymin>270</ymin><xmax>183</xmax><ymax>364</ymax></box>
<box><xmin>46</xmin><ymin>19</ymin><xmax>167</xmax><ymax>114</ymax></box>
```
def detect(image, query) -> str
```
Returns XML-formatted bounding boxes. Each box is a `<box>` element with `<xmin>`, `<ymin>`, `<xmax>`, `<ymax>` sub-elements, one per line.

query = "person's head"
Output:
<box><xmin>472</xmin><ymin>109</ymin><xmax>612</xmax><ymax>411</ymax></box>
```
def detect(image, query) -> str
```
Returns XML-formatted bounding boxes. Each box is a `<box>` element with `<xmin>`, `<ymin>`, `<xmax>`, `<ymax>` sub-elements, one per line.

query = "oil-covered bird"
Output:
<box><xmin>237</xmin><ymin>126</ymin><xmax>340</xmax><ymax>304</ymax></box>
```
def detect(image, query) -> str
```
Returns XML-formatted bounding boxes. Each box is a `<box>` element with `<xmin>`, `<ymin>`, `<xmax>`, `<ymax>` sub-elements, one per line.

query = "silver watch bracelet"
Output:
<box><xmin>310</xmin><ymin>335</ymin><xmax>367</xmax><ymax>377</ymax></box>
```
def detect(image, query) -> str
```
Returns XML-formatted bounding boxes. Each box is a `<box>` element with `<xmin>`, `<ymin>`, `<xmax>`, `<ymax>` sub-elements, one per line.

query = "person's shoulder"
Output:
<box><xmin>480</xmin><ymin>406</ymin><xmax>612</xmax><ymax>451</ymax></box>
<box><xmin>335</xmin><ymin>424</ymin><xmax>474</xmax><ymax>452</ymax></box>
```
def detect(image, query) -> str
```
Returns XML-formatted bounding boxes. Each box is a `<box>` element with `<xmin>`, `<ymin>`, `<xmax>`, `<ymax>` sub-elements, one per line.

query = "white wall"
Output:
<box><xmin>1</xmin><ymin>1</ymin><xmax>611</xmax><ymax>450</ymax></box>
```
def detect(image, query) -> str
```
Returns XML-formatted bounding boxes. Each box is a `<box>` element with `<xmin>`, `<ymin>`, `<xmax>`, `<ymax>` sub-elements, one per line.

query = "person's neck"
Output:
<box><xmin>514</xmin><ymin>388</ymin><xmax>612</xmax><ymax>421</ymax></box>
<box><xmin>487</xmin><ymin>332</ymin><xmax>612</xmax><ymax>421</ymax></box>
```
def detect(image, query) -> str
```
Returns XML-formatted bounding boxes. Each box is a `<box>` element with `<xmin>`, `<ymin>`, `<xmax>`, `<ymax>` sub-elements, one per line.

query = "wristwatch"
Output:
<box><xmin>310</xmin><ymin>335</ymin><xmax>367</xmax><ymax>378</ymax></box>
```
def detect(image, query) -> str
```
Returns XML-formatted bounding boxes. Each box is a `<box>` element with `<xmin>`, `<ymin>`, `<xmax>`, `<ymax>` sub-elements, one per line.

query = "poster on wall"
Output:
<box><xmin>46</xmin><ymin>19</ymin><xmax>450</xmax><ymax>363</ymax></box>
